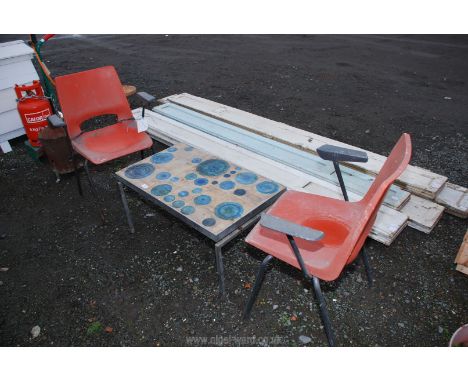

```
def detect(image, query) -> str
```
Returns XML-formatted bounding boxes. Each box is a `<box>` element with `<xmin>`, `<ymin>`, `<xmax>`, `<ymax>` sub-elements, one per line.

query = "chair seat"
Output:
<box><xmin>71</xmin><ymin>121</ymin><xmax>153</xmax><ymax>165</ymax></box>
<box><xmin>245</xmin><ymin>190</ymin><xmax>366</xmax><ymax>281</ymax></box>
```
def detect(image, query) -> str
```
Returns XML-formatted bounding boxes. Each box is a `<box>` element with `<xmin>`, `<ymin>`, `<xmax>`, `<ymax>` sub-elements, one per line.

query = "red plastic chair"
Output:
<box><xmin>54</xmin><ymin>66</ymin><xmax>153</xmax><ymax>196</ymax></box>
<box><xmin>243</xmin><ymin>133</ymin><xmax>412</xmax><ymax>346</ymax></box>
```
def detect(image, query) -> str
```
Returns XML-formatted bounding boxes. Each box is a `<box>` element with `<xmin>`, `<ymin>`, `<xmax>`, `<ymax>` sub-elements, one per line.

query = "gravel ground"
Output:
<box><xmin>0</xmin><ymin>34</ymin><xmax>467</xmax><ymax>346</ymax></box>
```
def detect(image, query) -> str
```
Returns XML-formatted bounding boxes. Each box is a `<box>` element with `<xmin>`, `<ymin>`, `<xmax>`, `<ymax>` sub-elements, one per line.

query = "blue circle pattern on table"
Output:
<box><xmin>256</xmin><ymin>181</ymin><xmax>280</xmax><ymax>194</ymax></box>
<box><xmin>215</xmin><ymin>202</ymin><xmax>244</xmax><ymax>220</ymax></box>
<box><xmin>235</xmin><ymin>167</ymin><xmax>242</xmax><ymax>170</ymax></box>
<box><xmin>151</xmin><ymin>152</ymin><xmax>174</xmax><ymax>164</ymax></box>
<box><xmin>220</xmin><ymin>180</ymin><xmax>235</xmax><ymax>190</ymax></box>
<box><xmin>164</xmin><ymin>195</ymin><xmax>176</xmax><ymax>203</ymax></box>
<box><xmin>234</xmin><ymin>189</ymin><xmax>246</xmax><ymax>196</ymax></box>
<box><xmin>178</xmin><ymin>191</ymin><xmax>189</xmax><ymax>197</ymax></box>
<box><xmin>156</xmin><ymin>171</ymin><xmax>171</xmax><ymax>180</ymax></box>
<box><xmin>181</xmin><ymin>206</ymin><xmax>195</xmax><ymax>215</ymax></box>
<box><xmin>151</xmin><ymin>184</ymin><xmax>172</xmax><ymax>196</ymax></box>
<box><xmin>230</xmin><ymin>170</ymin><xmax>236</xmax><ymax>174</ymax></box>
<box><xmin>172</xmin><ymin>200</ymin><xmax>185</xmax><ymax>208</ymax></box>
<box><xmin>223</xmin><ymin>174</ymin><xmax>231</xmax><ymax>178</ymax></box>
<box><xmin>197</xmin><ymin>159</ymin><xmax>230</xmax><ymax>176</ymax></box>
<box><xmin>185</xmin><ymin>172</ymin><xmax>198</xmax><ymax>180</ymax></box>
<box><xmin>194</xmin><ymin>178</ymin><xmax>209</xmax><ymax>186</ymax></box>
<box><xmin>202</xmin><ymin>218</ymin><xmax>216</xmax><ymax>227</ymax></box>
<box><xmin>212</xmin><ymin>181</ymin><xmax>218</xmax><ymax>185</ymax></box>
<box><xmin>194</xmin><ymin>195</ymin><xmax>212</xmax><ymax>205</ymax></box>
<box><xmin>236</xmin><ymin>172</ymin><xmax>258</xmax><ymax>185</ymax></box>
<box><xmin>184</xmin><ymin>146</ymin><xmax>194</xmax><ymax>151</ymax></box>
<box><xmin>124</xmin><ymin>163</ymin><xmax>155</xmax><ymax>179</ymax></box>
<box><xmin>170</xmin><ymin>177</ymin><xmax>180</xmax><ymax>182</ymax></box>
<box><xmin>191</xmin><ymin>157</ymin><xmax>202</xmax><ymax>164</ymax></box>
<box><xmin>192</xmin><ymin>187</ymin><xmax>203</xmax><ymax>194</ymax></box>
<box><xmin>167</xmin><ymin>147</ymin><xmax>178</xmax><ymax>152</ymax></box>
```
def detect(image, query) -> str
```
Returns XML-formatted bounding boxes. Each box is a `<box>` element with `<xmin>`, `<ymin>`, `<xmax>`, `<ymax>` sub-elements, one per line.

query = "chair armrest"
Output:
<box><xmin>259</xmin><ymin>213</ymin><xmax>324</xmax><ymax>241</ymax></box>
<box><xmin>47</xmin><ymin>114</ymin><xmax>66</xmax><ymax>128</ymax></box>
<box><xmin>316</xmin><ymin>144</ymin><xmax>368</xmax><ymax>163</ymax></box>
<box><xmin>136</xmin><ymin>91</ymin><xmax>156</xmax><ymax>104</ymax></box>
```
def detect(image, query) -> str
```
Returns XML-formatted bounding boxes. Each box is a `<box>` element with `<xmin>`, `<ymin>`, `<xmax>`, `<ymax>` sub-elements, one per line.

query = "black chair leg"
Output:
<box><xmin>140</xmin><ymin>150</ymin><xmax>145</xmax><ymax>160</ymax></box>
<box><xmin>72</xmin><ymin>153</ymin><xmax>83</xmax><ymax>196</ymax></box>
<box><xmin>312</xmin><ymin>276</ymin><xmax>335</xmax><ymax>346</ymax></box>
<box><xmin>151</xmin><ymin>144</ymin><xmax>155</xmax><ymax>154</ymax></box>
<box><xmin>360</xmin><ymin>246</ymin><xmax>373</xmax><ymax>287</ymax></box>
<box><xmin>243</xmin><ymin>255</ymin><xmax>274</xmax><ymax>319</ymax></box>
<box><xmin>83</xmin><ymin>160</ymin><xmax>106</xmax><ymax>223</ymax></box>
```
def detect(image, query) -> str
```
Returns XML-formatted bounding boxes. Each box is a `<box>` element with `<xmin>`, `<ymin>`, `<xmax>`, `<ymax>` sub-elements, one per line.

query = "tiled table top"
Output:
<box><xmin>115</xmin><ymin>143</ymin><xmax>285</xmax><ymax>241</ymax></box>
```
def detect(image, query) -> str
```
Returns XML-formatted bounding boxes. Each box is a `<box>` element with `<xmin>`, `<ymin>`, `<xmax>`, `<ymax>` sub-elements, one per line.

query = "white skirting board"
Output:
<box><xmin>399</xmin><ymin>195</ymin><xmax>445</xmax><ymax>233</ymax></box>
<box><xmin>133</xmin><ymin>108</ymin><xmax>408</xmax><ymax>246</ymax></box>
<box><xmin>160</xmin><ymin>93</ymin><xmax>448</xmax><ymax>200</ymax></box>
<box><xmin>435</xmin><ymin>183</ymin><xmax>468</xmax><ymax>219</ymax></box>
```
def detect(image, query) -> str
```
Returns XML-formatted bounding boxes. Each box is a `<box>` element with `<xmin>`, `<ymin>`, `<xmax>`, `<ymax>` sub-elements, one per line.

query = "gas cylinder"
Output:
<box><xmin>15</xmin><ymin>81</ymin><xmax>53</xmax><ymax>147</ymax></box>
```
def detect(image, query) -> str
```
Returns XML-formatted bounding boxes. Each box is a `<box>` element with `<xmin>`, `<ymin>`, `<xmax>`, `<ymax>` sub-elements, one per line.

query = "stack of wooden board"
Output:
<box><xmin>0</xmin><ymin>40</ymin><xmax>39</xmax><ymax>153</ymax></box>
<box><xmin>129</xmin><ymin>93</ymin><xmax>466</xmax><ymax>246</ymax></box>
<box><xmin>455</xmin><ymin>230</ymin><xmax>468</xmax><ymax>276</ymax></box>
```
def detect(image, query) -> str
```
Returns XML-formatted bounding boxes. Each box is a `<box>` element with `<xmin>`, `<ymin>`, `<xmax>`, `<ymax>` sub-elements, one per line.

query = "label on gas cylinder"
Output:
<box><xmin>24</xmin><ymin>109</ymin><xmax>51</xmax><ymax>125</ymax></box>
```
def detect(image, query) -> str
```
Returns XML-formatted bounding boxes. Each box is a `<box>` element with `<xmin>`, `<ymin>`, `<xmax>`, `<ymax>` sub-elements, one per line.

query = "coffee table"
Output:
<box><xmin>115</xmin><ymin>143</ymin><xmax>285</xmax><ymax>296</ymax></box>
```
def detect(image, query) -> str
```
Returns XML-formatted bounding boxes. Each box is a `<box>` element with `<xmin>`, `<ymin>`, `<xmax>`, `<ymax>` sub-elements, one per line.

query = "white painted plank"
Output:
<box><xmin>400</xmin><ymin>195</ymin><xmax>445</xmax><ymax>233</ymax></box>
<box><xmin>153</xmin><ymin>102</ymin><xmax>442</xmax><ymax>233</ymax></box>
<box><xmin>134</xmin><ymin>108</ymin><xmax>409</xmax><ymax>245</ymax></box>
<box><xmin>436</xmin><ymin>183</ymin><xmax>468</xmax><ymax>218</ymax></box>
<box><xmin>161</xmin><ymin>93</ymin><xmax>448</xmax><ymax>199</ymax></box>
<box><xmin>154</xmin><ymin>103</ymin><xmax>410</xmax><ymax>209</ymax></box>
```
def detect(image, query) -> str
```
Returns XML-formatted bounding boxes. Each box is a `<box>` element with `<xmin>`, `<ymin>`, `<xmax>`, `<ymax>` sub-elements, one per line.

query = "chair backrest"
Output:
<box><xmin>349</xmin><ymin>133</ymin><xmax>412</xmax><ymax>261</ymax></box>
<box><xmin>55</xmin><ymin>66</ymin><xmax>132</xmax><ymax>139</ymax></box>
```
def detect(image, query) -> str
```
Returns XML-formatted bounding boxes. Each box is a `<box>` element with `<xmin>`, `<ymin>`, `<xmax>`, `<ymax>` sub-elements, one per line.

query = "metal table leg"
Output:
<box><xmin>213</xmin><ymin>214</ymin><xmax>262</xmax><ymax>298</ymax></box>
<box><xmin>117</xmin><ymin>181</ymin><xmax>135</xmax><ymax>234</ymax></box>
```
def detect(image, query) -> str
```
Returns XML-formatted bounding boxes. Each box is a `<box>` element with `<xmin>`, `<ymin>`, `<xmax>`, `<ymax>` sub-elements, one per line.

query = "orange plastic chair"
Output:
<box><xmin>243</xmin><ymin>133</ymin><xmax>412</xmax><ymax>346</ymax></box>
<box><xmin>53</xmin><ymin>66</ymin><xmax>153</xmax><ymax>196</ymax></box>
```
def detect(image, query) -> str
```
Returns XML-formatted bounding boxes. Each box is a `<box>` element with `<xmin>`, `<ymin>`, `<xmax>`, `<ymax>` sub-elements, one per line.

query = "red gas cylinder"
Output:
<box><xmin>15</xmin><ymin>81</ymin><xmax>53</xmax><ymax>147</ymax></box>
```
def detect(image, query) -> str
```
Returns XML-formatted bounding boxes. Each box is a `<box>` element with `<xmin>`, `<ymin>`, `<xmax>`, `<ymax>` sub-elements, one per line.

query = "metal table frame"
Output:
<box><xmin>116</xmin><ymin>177</ymin><xmax>284</xmax><ymax>297</ymax></box>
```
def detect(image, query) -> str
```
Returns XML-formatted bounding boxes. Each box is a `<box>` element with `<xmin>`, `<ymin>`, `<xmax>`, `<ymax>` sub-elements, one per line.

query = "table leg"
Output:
<box><xmin>117</xmin><ymin>181</ymin><xmax>135</xmax><ymax>234</ymax></box>
<box><xmin>214</xmin><ymin>242</ymin><xmax>226</xmax><ymax>297</ymax></box>
<box><xmin>213</xmin><ymin>214</ymin><xmax>261</xmax><ymax>298</ymax></box>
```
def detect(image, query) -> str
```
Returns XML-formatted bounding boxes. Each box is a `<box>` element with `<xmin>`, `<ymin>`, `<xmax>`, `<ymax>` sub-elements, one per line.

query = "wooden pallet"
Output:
<box><xmin>455</xmin><ymin>230</ymin><xmax>468</xmax><ymax>276</ymax></box>
<box><xmin>160</xmin><ymin>93</ymin><xmax>450</xmax><ymax>201</ymax></box>
<box><xmin>134</xmin><ymin>108</ymin><xmax>408</xmax><ymax>246</ymax></box>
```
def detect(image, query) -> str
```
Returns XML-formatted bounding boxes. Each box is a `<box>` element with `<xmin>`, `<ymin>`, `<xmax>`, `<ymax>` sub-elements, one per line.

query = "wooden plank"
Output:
<box><xmin>435</xmin><ymin>183</ymin><xmax>468</xmax><ymax>218</ymax></box>
<box><xmin>154</xmin><ymin>103</ymin><xmax>410</xmax><ymax>209</ymax></box>
<box><xmin>399</xmin><ymin>195</ymin><xmax>445</xmax><ymax>234</ymax></box>
<box><xmin>455</xmin><ymin>230</ymin><xmax>468</xmax><ymax>265</ymax></box>
<box><xmin>456</xmin><ymin>264</ymin><xmax>468</xmax><ymax>276</ymax></box>
<box><xmin>134</xmin><ymin>108</ymin><xmax>409</xmax><ymax>246</ymax></box>
<box><xmin>153</xmin><ymin>102</ymin><xmax>440</xmax><ymax>234</ymax></box>
<box><xmin>160</xmin><ymin>93</ymin><xmax>448</xmax><ymax>199</ymax></box>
